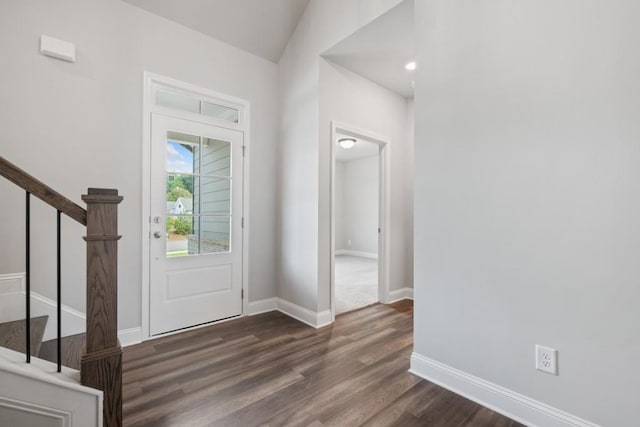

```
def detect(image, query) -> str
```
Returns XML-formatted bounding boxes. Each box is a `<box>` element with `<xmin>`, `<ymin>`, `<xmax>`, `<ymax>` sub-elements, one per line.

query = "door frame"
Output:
<box><xmin>329</xmin><ymin>121</ymin><xmax>391</xmax><ymax>321</ymax></box>
<box><xmin>141</xmin><ymin>72</ymin><xmax>251</xmax><ymax>340</ymax></box>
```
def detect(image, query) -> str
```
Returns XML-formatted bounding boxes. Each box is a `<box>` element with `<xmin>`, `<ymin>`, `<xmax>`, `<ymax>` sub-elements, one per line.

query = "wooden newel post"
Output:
<box><xmin>81</xmin><ymin>188</ymin><xmax>123</xmax><ymax>427</ymax></box>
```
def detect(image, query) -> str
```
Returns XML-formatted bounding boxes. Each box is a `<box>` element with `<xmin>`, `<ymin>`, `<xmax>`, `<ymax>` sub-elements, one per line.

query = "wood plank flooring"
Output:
<box><xmin>39</xmin><ymin>332</ymin><xmax>86</xmax><ymax>370</ymax></box>
<box><xmin>122</xmin><ymin>301</ymin><xmax>523</xmax><ymax>427</ymax></box>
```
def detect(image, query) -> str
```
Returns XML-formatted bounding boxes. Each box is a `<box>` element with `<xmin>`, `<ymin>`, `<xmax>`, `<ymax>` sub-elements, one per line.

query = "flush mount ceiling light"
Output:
<box><xmin>337</xmin><ymin>137</ymin><xmax>357</xmax><ymax>149</ymax></box>
<box><xmin>405</xmin><ymin>61</ymin><xmax>417</xmax><ymax>71</ymax></box>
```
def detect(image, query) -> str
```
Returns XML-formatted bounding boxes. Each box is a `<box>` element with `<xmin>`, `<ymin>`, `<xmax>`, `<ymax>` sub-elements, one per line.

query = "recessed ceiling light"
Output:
<box><xmin>337</xmin><ymin>138</ymin><xmax>357</xmax><ymax>150</ymax></box>
<box><xmin>405</xmin><ymin>61</ymin><xmax>417</xmax><ymax>71</ymax></box>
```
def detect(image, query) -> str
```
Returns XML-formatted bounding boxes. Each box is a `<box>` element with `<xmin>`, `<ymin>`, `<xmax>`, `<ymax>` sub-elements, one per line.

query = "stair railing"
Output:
<box><xmin>0</xmin><ymin>156</ymin><xmax>123</xmax><ymax>427</ymax></box>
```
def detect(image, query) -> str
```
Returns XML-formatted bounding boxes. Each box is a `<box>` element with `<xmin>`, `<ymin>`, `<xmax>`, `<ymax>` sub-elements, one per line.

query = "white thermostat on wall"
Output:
<box><xmin>40</xmin><ymin>35</ymin><xmax>76</xmax><ymax>63</ymax></box>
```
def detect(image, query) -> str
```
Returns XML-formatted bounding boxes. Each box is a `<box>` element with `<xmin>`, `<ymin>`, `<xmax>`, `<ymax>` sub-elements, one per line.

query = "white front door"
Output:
<box><xmin>150</xmin><ymin>114</ymin><xmax>243</xmax><ymax>335</ymax></box>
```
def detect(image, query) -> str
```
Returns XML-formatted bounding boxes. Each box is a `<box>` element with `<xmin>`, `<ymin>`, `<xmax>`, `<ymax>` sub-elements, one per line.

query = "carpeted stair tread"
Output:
<box><xmin>0</xmin><ymin>315</ymin><xmax>49</xmax><ymax>356</ymax></box>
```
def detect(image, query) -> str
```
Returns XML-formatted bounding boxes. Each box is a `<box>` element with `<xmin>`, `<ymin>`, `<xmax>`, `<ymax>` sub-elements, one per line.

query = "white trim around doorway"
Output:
<box><xmin>141</xmin><ymin>72</ymin><xmax>251</xmax><ymax>341</ymax></box>
<box><xmin>329</xmin><ymin>121</ymin><xmax>391</xmax><ymax>322</ymax></box>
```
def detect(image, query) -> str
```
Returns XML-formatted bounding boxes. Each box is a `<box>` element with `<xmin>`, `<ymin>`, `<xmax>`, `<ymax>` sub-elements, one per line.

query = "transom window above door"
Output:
<box><xmin>157</xmin><ymin>89</ymin><xmax>240</xmax><ymax>124</ymax></box>
<box><xmin>149</xmin><ymin>79</ymin><xmax>246</xmax><ymax>131</ymax></box>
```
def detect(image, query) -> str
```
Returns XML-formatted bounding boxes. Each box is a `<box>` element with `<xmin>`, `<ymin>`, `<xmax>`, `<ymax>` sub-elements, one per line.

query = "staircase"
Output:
<box><xmin>39</xmin><ymin>333</ymin><xmax>85</xmax><ymax>370</ymax></box>
<box><xmin>0</xmin><ymin>155</ymin><xmax>123</xmax><ymax>426</ymax></box>
<box><xmin>0</xmin><ymin>345</ymin><xmax>102</xmax><ymax>427</ymax></box>
<box><xmin>0</xmin><ymin>317</ymin><xmax>84</xmax><ymax>370</ymax></box>
<box><xmin>0</xmin><ymin>316</ymin><xmax>48</xmax><ymax>357</ymax></box>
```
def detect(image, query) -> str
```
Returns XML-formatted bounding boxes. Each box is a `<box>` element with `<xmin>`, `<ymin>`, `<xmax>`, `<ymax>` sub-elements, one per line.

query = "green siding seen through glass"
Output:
<box><xmin>194</xmin><ymin>177</ymin><xmax>231</xmax><ymax>216</ymax></box>
<box><xmin>200</xmin><ymin>217</ymin><xmax>231</xmax><ymax>254</ymax></box>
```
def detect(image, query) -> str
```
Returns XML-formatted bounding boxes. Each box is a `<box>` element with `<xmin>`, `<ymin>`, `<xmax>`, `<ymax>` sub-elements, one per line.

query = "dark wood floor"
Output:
<box><xmin>0</xmin><ymin>315</ymin><xmax>48</xmax><ymax>356</ymax></box>
<box><xmin>122</xmin><ymin>301</ymin><xmax>523</xmax><ymax>427</ymax></box>
<box><xmin>39</xmin><ymin>332</ymin><xmax>85</xmax><ymax>370</ymax></box>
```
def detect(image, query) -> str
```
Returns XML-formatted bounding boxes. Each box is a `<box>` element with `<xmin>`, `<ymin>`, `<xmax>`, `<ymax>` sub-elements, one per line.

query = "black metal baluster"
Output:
<box><xmin>25</xmin><ymin>192</ymin><xmax>31</xmax><ymax>363</ymax></box>
<box><xmin>57</xmin><ymin>210</ymin><xmax>62</xmax><ymax>373</ymax></box>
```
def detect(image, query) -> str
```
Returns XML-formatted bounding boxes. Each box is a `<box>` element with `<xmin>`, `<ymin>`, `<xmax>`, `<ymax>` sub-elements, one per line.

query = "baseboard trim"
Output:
<box><xmin>276</xmin><ymin>298</ymin><xmax>332</xmax><ymax>328</ymax></box>
<box><xmin>388</xmin><ymin>287</ymin><xmax>413</xmax><ymax>303</ymax></box>
<box><xmin>29</xmin><ymin>292</ymin><xmax>86</xmax><ymax>342</ymax></box>
<box><xmin>98</xmin><ymin>298</ymin><xmax>330</xmax><ymax>345</ymax></box>
<box><xmin>335</xmin><ymin>249</ymin><xmax>378</xmax><ymax>260</ymax></box>
<box><xmin>118</xmin><ymin>327</ymin><xmax>142</xmax><ymax>347</ymax></box>
<box><xmin>246</xmin><ymin>298</ymin><xmax>278</xmax><ymax>315</ymax></box>
<box><xmin>245</xmin><ymin>297</ymin><xmax>332</xmax><ymax>328</ymax></box>
<box><xmin>409</xmin><ymin>353</ymin><xmax>599</xmax><ymax>427</ymax></box>
<box><xmin>0</xmin><ymin>274</ymin><xmax>28</xmax><ymax>324</ymax></box>
<box><xmin>0</xmin><ymin>273</ymin><xmax>25</xmax><ymax>295</ymax></box>
<box><xmin>315</xmin><ymin>308</ymin><xmax>333</xmax><ymax>328</ymax></box>
<box><xmin>0</xmin><ymin>273</ymin><xmax>86</xmax><ymax>342</ymax></box>
<box><xmin>2</xmin><ymin>273</ymin><xmax>142</xmax><ymax>348</ymax></box>
<box><xmin>125</xmin><ymin>301</ymin><xmax>332</xmax><ymax>344</ymax></box>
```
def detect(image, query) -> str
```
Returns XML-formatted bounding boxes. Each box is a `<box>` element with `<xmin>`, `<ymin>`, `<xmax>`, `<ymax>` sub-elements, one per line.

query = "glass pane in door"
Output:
<box><xmin>164</xmin><ymin>131</ymin><xmax>233</xmax><ymax>257</ymax></box>
<box><xmin>196</xmin><ymin>177</ymin><xmax>231</xmax><ymax>215</ymax></box>
<box><xmin>200</xmin><ymin>138</ymin><xmax>231</xmax><ymax>176</ymax></box>
<box><xmin>166</xmin><ymin>215</ymin><xmax>194</xmax><ymax>258</ymax></box>
<box><xmin>167</xmin><ymin>132</ymin><xmax>199</xmax><ymax>174</ymax></box>
<box><xmin>200</xmin><ymin>216</ymin><xmax>231</xmax><ymax>254</ymax></box>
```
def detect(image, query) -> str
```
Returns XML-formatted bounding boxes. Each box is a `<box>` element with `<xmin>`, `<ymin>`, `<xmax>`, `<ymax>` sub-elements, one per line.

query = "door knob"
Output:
<box><xmin>153</xmin><ymin>231</ymin><xmax>162</xmax><ymax>239</ymax></box>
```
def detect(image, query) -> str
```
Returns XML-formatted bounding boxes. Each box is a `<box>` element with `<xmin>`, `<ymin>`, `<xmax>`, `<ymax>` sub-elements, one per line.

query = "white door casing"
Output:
<box><xmin>329</xmin><ymin>121</ymin><xmax>390</xmax><ymax>321</ymax></box>
<box><xmin>149</xmin><ymin>114</ymin><xmax>243</xmax><ymax>335</ymax></box>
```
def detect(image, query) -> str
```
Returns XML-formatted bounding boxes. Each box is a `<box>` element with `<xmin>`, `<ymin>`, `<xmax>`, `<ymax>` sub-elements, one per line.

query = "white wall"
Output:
<box><xmin>334</xmin><ymin>161</ymin><xmax>346</xmax><ymax>250</ymax></box>
<box><xmin>278</xmin><ymin>0</ymin><xmax>404</xmax><ymax>312</ymax></box>
<box><xmin>0</xmin><ymin>0</ymin><xmax>279</xmax><ymax>329</ymax></box>
<box><xmin>404</xmin><ymin>100</ymin><xmax>414</xmax><ymax>288</ymax></box>
<box><xmin>319</xmin><ymin>59</ymin><xmax>412</xmax><ymax>309</ymax></box>
<box><xmin>413</xmin><ymin>1</ymin><xmax>640</xmax><ymax>425</ymax></box>
<box><xmin>336</xmin><ymin>154</ymin><xmax>379</xmax><ymax>255</ymax></box>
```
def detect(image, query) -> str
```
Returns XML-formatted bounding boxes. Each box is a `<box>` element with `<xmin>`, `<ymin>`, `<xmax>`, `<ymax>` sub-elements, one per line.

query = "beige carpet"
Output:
<box><xmin>335</xmin><ymin>255</ymin><xmax>378</xmax><ymax>314</ymax></box>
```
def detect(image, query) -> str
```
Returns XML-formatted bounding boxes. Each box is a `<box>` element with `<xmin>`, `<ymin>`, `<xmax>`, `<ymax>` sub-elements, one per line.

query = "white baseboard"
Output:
<box><xmin>335</xmin><ymin>249</ymin><xmax>378</xmax><ymax>260</ymax></box>
<box><xmin>315</xmin><ymin>309</ymin><xmax>333</xmax><ymax>328</ymax></box>
<box><xmin>0</xmin><ymin>273</ymin><xmax>24</xmax><ymax>295</ymax></box>
<box><xmin>118</xmin><ymin>327</ymin><xmax>142</xmax><ymax>347</ymax></box>
<box><xmin>2</xmin><ymin>272</ymin><xmax>143</xmax><ymax>348</ymax></box>
<box><xmin>247</xmin><ymin>297</ymin><xmax>332</xmax><ymax>328</ymax></box>
<box><xmin>410</xmin><ymin>353</ymin><xmax>599</xmax><ymax>427</ymax></box>
<box><xmin>276</xmin><ymin>298</ymin><xmax>332</xmax><ymax>328</ymax></box>
<box><xmin>31</xmin><ymin>293</ymin><xmax>86</xmax><ymax>342</ymax></box>
<box><xmin>0</xmin><ymin>274</ymin><xmax>27</xmax><ymax>324</ymax></box>
<box><xmin>0</xmin><ymin>273</ymin><xmax>86</xmax><ymax>342</ymax></box>
<box><xmin>388</xmin><ymin>287</ymin><xmax>413</xmax><ymax>303</ymax></box>
<box><xmin>406</xmin><ymin>288</ymin><xmax>414</xmax><ymax>300</ymax></box>
<box><xmin>246</xmin><ymin>298</ymin><xmax>278</xmax><ymax>315</ymax></box>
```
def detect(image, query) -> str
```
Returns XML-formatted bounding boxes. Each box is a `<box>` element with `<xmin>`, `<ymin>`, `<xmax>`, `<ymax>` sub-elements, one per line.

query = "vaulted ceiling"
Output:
<box><xmin>323</xmin><ymin>0</ymin><xmax>415</xmax><ymax>98</ymax></box>
<box><xmin>123</xmin><ymin>0</ymin><xmax>310</xmax><ymax>63</ymax></box>
<box><xmin>123</xmin><ymin>0</ymin><xmax>414</xmax><ymax>98</ymax></box>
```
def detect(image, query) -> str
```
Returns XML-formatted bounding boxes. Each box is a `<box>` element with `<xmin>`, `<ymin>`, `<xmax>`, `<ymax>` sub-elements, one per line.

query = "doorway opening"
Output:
<box><xmin>330</xmin><ymin>122</ymin><xmax>389</xmax><ymax>319</ymax></box>
<box><xmin>142</xmin><ymin>72</ymin><xmax>250</xmax><ymax>340</ymax></box>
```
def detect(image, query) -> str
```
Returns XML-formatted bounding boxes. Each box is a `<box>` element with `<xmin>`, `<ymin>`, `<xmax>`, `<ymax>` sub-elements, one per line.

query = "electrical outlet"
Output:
<box><xmin>347</xmin><ymin>239</ymin><xmax>351</xmax><ymax>246</ymax></box>
<box><xmin>535</xmin><ymin>345</ymin><xmax>558</xmax><ymax>375</ymax></box>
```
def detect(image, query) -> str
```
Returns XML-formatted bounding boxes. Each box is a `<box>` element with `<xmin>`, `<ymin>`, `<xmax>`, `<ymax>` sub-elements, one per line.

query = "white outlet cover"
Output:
<box><xmin>535</xmin><ymin>345</ymin><xmax>558</xmax><ymax>375</ymax></box>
